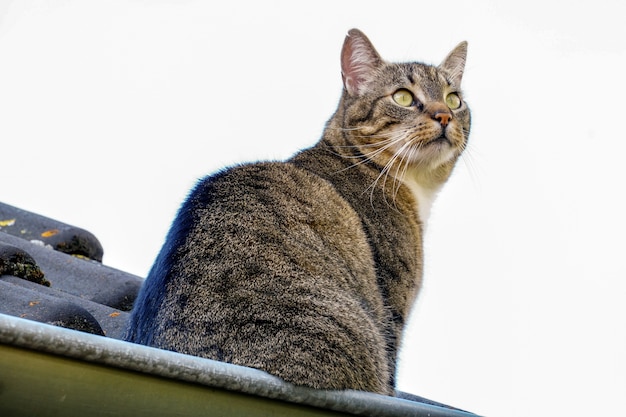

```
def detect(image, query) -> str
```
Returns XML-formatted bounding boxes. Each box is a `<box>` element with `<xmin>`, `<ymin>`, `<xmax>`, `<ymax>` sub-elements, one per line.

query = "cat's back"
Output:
<box><xmin>176</xmin><ymin>160</ymin><xmax>371</xmax><ymax>267</ymax></box>
<box><xmin>126</xmin><ymin>159</ymin><xmax>393</xmax><ymax>392</ymax></box>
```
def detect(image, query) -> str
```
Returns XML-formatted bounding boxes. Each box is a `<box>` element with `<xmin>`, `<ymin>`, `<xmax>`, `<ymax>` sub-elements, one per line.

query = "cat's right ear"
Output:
<box><xmin>440</xmin><ymin>41</ymin><xmax>468</xmax><ymax>87</ymax></box>
<box><xmin>341</xmin><ymin>29</ymin><xmax>383</xmax><ymax>96</ymax></box>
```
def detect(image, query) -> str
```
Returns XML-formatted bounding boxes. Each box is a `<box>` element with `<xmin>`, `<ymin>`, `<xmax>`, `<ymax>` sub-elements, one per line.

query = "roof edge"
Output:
<box><xmin>0</xmin><ymin>313</ymin><xmax>477</xmax><ymax>417</ymax></box>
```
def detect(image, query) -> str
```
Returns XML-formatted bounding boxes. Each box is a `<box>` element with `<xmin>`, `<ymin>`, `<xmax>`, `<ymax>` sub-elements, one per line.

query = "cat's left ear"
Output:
<box><xmin>341</xmin><ymin>29</ymin><xmax>384</xmax><ymax>96</ymax></box>
<box><xmin>439</xmin><ymin>41</ymin><xmax>467</xmax><ymax>86</ymax></box>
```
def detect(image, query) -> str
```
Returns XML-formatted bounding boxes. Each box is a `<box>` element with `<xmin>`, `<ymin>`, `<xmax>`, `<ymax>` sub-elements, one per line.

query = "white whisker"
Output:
<box><xmin>326</xmin><ymin>119</ymin><xmax>470</xmax><ymax>214</ymax></box>
<box><xmin>459</xmin><ymin>142</ymin><xmax>483</xmax><ymax>192</ymax></box>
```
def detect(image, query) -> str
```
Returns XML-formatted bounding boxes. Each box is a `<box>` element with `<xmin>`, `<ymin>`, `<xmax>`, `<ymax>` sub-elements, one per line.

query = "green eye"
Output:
<box><xmin>392</xmin><ymin>89</ymin><xmax>414</xmax><ymax>107</ymax></box>
<box><xmin>445</xmin><ymin>92</ymin><xmax>462</xmax><ymax>110</ymax></box>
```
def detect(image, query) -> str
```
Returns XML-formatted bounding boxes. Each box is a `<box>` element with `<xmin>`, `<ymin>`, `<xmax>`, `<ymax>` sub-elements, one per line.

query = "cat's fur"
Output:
<box><xmin>125</xmin><ymin>29</ymin><xmax>470</xmax><ymax>395</ymax></box>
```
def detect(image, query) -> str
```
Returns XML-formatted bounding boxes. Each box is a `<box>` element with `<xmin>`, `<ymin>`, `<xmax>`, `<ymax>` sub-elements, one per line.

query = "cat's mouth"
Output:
<box><xmin>426</xmin><ymin>134</ymin><xmax>451</xmax><ymax>146</ymax></box>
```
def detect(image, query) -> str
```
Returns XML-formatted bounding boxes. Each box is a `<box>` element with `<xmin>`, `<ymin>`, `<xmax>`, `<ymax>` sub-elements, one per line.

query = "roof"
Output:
<box><xmin>0</xmin><ymin>201</ymin><xmax>480</xmax><ymax>416</ymax></box>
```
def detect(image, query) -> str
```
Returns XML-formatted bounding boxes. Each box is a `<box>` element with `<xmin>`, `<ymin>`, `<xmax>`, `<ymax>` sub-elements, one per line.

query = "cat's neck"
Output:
<box><xmin>401</xmin><ymin>174</ymin><xmax>442</xmax><ymax>224</ymax></box>
<box><xmin>401</xmin><ymin>161</ymin><xmax>457</xmax><ymax>224</ymax></box>
<box><xmin>322</xmin><ymin>112</ymin><xmax>454</xmax><ymax>224</ymax></box>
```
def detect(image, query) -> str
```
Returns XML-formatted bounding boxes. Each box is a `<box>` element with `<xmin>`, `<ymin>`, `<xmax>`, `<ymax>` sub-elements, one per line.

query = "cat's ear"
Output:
<box><xmin>341</xmin><ymin>29</ymin><xmax>384</xmax><ymax>96</ymax></box>
<box><xmin>439</xmin><ymin>41</ymin><xmax>467</xmax><ymax>86</ymax></box>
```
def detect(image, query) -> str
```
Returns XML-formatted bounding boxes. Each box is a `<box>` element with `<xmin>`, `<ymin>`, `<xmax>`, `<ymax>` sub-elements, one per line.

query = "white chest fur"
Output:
<box><xmin>403</xmin><ymin>177</ymin><xmax>442</xmax><ymax>225</ymax></box>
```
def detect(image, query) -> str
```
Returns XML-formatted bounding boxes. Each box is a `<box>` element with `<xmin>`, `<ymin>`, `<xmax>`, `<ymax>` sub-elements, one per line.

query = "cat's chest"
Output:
<box><xmin>402</xmin><ymin>178</ymin><xmax>441</xmax><ymax>225</ymax></box>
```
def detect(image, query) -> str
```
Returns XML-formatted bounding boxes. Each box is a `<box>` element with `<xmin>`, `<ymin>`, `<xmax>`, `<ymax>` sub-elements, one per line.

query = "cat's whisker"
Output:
<box><xmin>396</xmin><ymin>145</ymin><xmax>418</xmax><ymax>199</ymax></box>
<box><xmin>366</xmin><ymin>136</ymin><xmax>418</xmax><ymax>211</ymax></box>
<box><xmin>360</xmin><ymin>142</ymin><xmax>401</xmax><ymax>205</ymax></box>
<box><xmin>355</xmin><ymin>127</ymin><xmax>429</xmax><ymax>206</ymax></box>
<box><xmin>387</xmin><ymin>144</ymin><xmax>412</xmax><ymax>204</ymax></box>
<box><xmin>342</xmin><ymin>143</ymin><xmax>394</xmax><ymax>168</ymax></box>
<box><xmin>331</xmin><ymin>137</ymin><xmax>398</xmax><ymax>152</ymax></box>
<box><xmin>335</xmin><ymin>132</ymin><xmax>410</xmax><ymax>174</ymax></box>
<box><xmin>458</xmin><ymin>143</ymin><xmax>482</xmax><ymax>192</ymax></box>
<box><xmin>324</xmin><ymin>130</ymin><xmax>407</xmax><ymax>155</ymax></box>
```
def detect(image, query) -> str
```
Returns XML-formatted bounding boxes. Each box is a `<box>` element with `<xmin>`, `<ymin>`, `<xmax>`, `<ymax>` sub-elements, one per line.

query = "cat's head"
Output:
<box><xmin>334</xmin><ymin>29</ymin><xmax>470</xmax><ymax>187</ymax></box>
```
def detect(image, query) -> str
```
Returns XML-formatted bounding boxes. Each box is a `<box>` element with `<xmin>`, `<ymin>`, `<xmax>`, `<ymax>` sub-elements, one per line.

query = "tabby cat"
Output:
<box><xmin>125</xmin><ymin>29</ymin><xmax>470</xmax><ymax>395</ymax></box>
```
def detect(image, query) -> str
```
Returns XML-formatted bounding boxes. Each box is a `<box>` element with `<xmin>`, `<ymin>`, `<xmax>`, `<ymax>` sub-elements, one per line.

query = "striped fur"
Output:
<box><xmin>126</xmin><ymin>29</ymin><xmax>470</xmax><ymax>395</ymax></box>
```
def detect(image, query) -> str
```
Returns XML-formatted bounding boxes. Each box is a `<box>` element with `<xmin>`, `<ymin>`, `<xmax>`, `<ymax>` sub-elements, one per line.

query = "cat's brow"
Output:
<box><xmin>401</xmin><ymin>65</ymin><xmax>442</xmax><ymax>102</ymax></box>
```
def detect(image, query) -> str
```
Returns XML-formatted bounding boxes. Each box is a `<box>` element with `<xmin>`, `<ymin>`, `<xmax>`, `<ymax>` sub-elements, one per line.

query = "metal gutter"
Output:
<box><xmin>0</xmin><ymin>314</ymin><xmax>479</xmax><ymax>417</ymax></box>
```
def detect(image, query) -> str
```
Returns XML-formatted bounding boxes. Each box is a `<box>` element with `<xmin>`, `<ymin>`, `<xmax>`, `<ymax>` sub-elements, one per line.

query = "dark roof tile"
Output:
<box><xmin>0</xmin><ymin>241</ymin><xmax>49</xmax><ymax>286</ymax></box>
<box><xmin>0</xmin><ymin>202</ymin><xmax>104</xmax><ymax>261</ymax></box>
<box><xmin>0</xmin><ymin>278</ymin><xmax>105</xmax><ymax>336</ymax></box>
<box><xmin>0</xmin><ymin>201</ymin><xmax>141</xmax><ymax>337</ymax></box>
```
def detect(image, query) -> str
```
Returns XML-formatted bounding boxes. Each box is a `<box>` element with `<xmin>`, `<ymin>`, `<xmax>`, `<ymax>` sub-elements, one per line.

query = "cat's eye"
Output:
<box><xmin>445</xmin><ymin>92</ymin><xmax>462</xmax><ymax>110</ymax></box>
<box><xmin>392</xmin><ymin>89</ymin><xmax>415</xmax><ymax>107</ymax></box>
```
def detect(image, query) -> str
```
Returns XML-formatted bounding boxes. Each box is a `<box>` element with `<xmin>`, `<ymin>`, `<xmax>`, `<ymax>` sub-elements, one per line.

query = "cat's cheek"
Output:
<box><xmin>445</xmin><ymin>124</ymin><xmax>465</xmax><ymax>149</ymax></box>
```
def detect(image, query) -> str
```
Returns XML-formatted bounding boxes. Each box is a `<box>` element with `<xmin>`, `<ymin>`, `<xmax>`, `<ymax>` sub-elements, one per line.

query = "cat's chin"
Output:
<box><xmin>405</xmin><ymin>140</ymin><xmax>457</xmax><ymax>170</ymax></box>
<box><xmin>426</xmin><ymin>134</ymin><xmax>451</xmax><ymax>146</ymax></box>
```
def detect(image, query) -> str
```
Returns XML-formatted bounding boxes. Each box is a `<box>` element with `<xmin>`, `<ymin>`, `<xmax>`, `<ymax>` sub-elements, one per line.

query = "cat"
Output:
<box><xmin>125</xmin><ymin>28</ymin><xmax>470</xmax><ymax>395</ymax></box>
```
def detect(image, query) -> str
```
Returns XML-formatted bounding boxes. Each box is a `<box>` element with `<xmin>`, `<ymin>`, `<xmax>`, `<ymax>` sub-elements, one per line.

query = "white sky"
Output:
<box><xmin>2</xmin><ymin>1</ymin><xmax>626</xmax><ymax>416</ymax></box>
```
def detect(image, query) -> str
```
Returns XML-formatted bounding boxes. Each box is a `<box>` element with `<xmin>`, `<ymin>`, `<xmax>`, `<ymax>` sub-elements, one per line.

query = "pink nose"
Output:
<box><xmin>434</xmin><ymin>111</ymin><xmax>451</xmax><ymax>126</ymax></box>
<box><xmin>426</xmin><ymin>102</ymin><xmax>452</xmax><ymax>127</ymax></box>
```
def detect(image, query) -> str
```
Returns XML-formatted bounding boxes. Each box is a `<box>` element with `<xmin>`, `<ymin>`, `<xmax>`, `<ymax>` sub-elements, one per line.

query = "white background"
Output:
<box><xmin>2</xmin><ymin>1</ymin><xmax>625</xmax><ymax>416</ymax></box>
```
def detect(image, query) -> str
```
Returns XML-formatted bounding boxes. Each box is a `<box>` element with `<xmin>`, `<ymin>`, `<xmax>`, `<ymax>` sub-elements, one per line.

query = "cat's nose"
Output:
<box><xmin>426</xmin><ymin>103</ymin><xmax>452</xmax><ymax>127</ymax></box>
<box><xmin>434</xmin><ymin>111</ymin><xmax>451</xmax><ymax>126</ymax></box>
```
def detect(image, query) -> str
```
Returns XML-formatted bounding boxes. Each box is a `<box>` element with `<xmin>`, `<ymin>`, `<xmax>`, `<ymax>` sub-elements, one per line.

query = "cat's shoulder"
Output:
<box><xmin>193</xmin><ymin>160</ymin><xmax>315</xmax><ymax>188</ymax></box>
<box><xmin>187</xmin><ymin>159</ymin><xmax>341</xmax><ymax>209</ymax></box>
